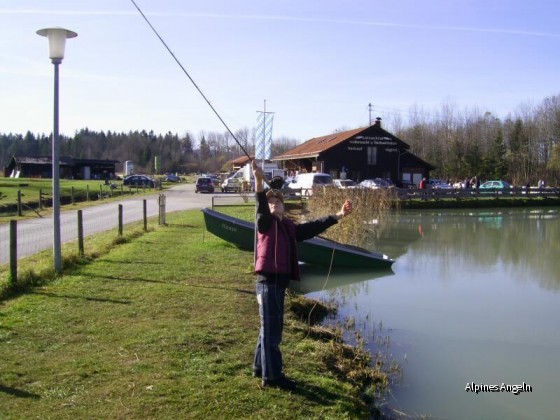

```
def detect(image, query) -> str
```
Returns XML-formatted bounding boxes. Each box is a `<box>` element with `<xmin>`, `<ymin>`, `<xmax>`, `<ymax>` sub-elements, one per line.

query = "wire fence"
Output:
<box><xmin>3</xmin><ymin>181</ymin><xmax>163</xmax><ymax>217</ymax></box>
<box><xmin>396</xmin><ymin>186</ymin><xmax>560</xmax><ymax>200</ymax></box>
<box><xmin>1</xmin><ymin>195</ymin><xmax>167</xmax><ymax>282</ymax></box>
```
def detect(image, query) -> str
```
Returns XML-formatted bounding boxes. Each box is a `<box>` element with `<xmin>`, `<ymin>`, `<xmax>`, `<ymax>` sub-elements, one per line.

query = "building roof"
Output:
<box><xmin>12</xmin><ymin>155</ymin><xmax>75</xmax><ymax>166</ymax></box>
<box><xmin>401</xmin><ymin>151</ymin><xmax>436</xmax><ymax>170</ymax></box>
<box><xmin>272</xmin><ymin>127</ymin><xmax>367</xmax><ymax>161</ymax></box>
<box><xmin>227</xmin><ymin>155</ymin><xmax>254</xmax><ymax>166</ymax></box>
<box><xmin>226</xmin><ymin>155</ymin><xmax>275</xmax><ymax>166</ymax></box>
<box><xmin>9</xmin><ymin>155</ymin><xmax>119</xmax><ymax>166</ymax></box>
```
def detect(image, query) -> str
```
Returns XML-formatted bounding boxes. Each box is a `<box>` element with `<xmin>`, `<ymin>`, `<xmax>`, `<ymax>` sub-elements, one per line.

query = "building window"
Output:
<box><xmin>367</xmin><ymin>146</ymin><xmax>377</xmax><ymax>165</ymax></box>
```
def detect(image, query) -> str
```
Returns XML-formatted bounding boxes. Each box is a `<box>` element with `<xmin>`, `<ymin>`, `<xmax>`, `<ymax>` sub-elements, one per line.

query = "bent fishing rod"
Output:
<box><xmin>129</xmin><ymin>0</ymin><xmax>286</xmax><ymax>195</ymax></box>
<box><xmin>130</xmin><ymin>2</ymin><xmax>340</xmax><ymax>299</ymax></box>
<box><xmin>130</xmin><ymin>0</ymin><xmax>283</xmax><ymax>270</ymax></box>
<box><xmin>129</xmin><ymin>0</ymin><xmax>253</xmax><ymax>161</ymax></box>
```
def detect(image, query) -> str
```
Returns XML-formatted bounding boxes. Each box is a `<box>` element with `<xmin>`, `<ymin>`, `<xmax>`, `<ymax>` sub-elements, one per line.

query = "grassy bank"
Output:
<box><xmin>0</xmin><ymin>209</ymin><xmax>389</xmax><ymax>419</ymax></box>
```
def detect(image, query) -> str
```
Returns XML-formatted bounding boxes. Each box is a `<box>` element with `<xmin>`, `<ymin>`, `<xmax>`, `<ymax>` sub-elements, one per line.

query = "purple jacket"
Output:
<box><xmin>254</xmin><ymin>191</ymin><xmax>338</xmax><ymax>283</ymax></box>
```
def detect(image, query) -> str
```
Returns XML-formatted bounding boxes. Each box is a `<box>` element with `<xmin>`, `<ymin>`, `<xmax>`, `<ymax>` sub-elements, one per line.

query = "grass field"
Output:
<box><xmin>0</xmin><ymin>209</ymin><xmax>389</xmax><ymax>419</ymax></box>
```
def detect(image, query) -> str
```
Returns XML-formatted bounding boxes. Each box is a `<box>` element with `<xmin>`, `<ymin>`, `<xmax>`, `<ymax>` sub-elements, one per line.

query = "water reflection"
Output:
<box><xmin>314</xmin><ymin>207</ymin><xmax>560</xmax><ymax>418</ymax></box>
<box><xmin>291</xmin><ymin>265</ymin><xmax>394</xmax><ymax>294</ymax></box>
<box><xmin>368</xmin><ymin>208</ymin><xmax>560</xmax><ymax>291</ymax></box>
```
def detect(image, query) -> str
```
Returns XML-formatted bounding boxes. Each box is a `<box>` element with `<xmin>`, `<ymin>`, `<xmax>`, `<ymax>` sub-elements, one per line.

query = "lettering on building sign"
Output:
<box><xmin>375</xmin><ymin>140</ymin><xmax>397</xmax><ymax>146</ymax></box>
<box><xmin>348</xmin><ymin>146</ymin><xmax>363</xmax><ymax>151</ymax></box>
<box><xmin>351</xmin><ymin>136</ymin><xmax>397</xmax><ymax>146</ymax></box>
<box><xmin>385</xmin><ymin>148</ymin><xmax>398</xmax><ymax>153</ymax></box>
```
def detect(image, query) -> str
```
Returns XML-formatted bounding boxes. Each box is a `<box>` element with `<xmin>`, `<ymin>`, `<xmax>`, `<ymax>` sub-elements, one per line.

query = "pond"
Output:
<box><xmin>294</xmin><ymin>207</ymin><xmax>560</xmax><ymax>419</ymax></box>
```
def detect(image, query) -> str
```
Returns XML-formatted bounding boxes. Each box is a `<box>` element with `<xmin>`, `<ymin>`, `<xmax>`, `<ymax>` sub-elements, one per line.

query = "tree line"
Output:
<box><xmin>0</xmin><ymin>127</ymin><xmax>299</xmax><ymax>176</ymax></box>
<box><xmin>389</xmin><ymin>93</ymin><xmax>560</xmax><ymax>185</ymax></box>
<box><xmin>2</xmin><ymin>92</ymin><xmax>560</xmax><ymax>184</ymax></box>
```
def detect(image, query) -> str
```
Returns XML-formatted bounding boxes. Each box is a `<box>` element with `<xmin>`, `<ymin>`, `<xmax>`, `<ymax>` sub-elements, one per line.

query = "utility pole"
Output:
<box><xmin>368</xmin><ymin>103</ymin><xmax>373</xmax><ymax>125</ymax></box>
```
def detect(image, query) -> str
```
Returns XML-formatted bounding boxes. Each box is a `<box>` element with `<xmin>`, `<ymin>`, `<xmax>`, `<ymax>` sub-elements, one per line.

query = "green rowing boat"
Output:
<box><xmin>202</xmin><ymin>208</ymin><xmax>395</xmax><ymax>269</ymax></box>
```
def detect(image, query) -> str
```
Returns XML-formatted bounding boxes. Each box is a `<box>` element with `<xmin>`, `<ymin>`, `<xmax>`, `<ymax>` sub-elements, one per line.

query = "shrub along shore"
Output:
<box><xmin>0</xmin><ymin>209</ymin><xmax>392</xmax><ymax>419</ymax></box>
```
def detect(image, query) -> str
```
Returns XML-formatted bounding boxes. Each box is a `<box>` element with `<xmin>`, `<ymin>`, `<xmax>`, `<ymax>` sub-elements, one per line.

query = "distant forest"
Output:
<box><xmin>0</xmin><ymin>127</ymin><xmax>299</xmax><ymax>176</ymax></box>
<box><xmin>2</xmin><ymin>93</ymin><xmax>560</xmax><ymax>184</ymax></box>
<box><xmin>390</xmin><ymin>93</ymin><xmax>560</xmax><ymax>185</ymax></box>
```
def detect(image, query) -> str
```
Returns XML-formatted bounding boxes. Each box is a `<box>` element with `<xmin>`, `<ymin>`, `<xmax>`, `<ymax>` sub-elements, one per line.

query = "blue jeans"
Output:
<box><xmin>253</xmin><ymin>281</ymin><xmax>286</xmax><ymax>381</ymax></box>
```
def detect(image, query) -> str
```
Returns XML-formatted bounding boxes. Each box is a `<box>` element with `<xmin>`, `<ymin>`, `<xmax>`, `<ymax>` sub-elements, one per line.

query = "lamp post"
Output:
<box><xmin>36</xmin><ymin>27</ymin><xmax>77</xmax><ymax>273</ymax></box>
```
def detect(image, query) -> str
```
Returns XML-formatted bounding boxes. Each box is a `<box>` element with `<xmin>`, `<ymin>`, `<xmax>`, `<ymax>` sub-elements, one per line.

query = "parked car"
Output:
<box><xmin>288</xmin><ymin>173</ymin><xmax>333</xmax><ymax>196</ymax></box>
<box><xmin>208</xmin><ymin>174</ymin><xmax>221</xmax><ymax>188</ymax></box>
<box><xmin>333</xmin><ymin>179</ymin><xmax>358</xmax><ymax>189</ymax></box>
<box><xmin>479</xmin><ymin>180</ymin><xmax>512</xmax><ymax>189</ymax></box>
<box><xmin>427</xmin><ymin>179</ymin><xmax>453</xmax><ymax>189</ymax></box>
<box><xmin>123</xmin><ymin>174</ymin><xmax>155</xmax><ymax>188</ymax></box>
<box><xmin>359</xmin><ymin>178</ymin><xmax>392</xmax><ymax>189</ymax></box>
<box><xmin>195</xmin><ymin>177</ymin><xmax>215</xmax><ymax>193</ymax></box>
<box><xmin>221</xmin><ymin>177</ymin><xmax>242</xmax><ymax>193</ymax></box>
<box><xmin>163</xmin><ymin>173</ymin><xmax>181</xmax><ymax>182</ymax></box>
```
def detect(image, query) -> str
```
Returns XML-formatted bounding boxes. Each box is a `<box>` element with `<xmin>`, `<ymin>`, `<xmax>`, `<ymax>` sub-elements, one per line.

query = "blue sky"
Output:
<box><xmin>1</xmin><ymin>0</ymin><xmax>559</xmax><ymax>142</ymax></box>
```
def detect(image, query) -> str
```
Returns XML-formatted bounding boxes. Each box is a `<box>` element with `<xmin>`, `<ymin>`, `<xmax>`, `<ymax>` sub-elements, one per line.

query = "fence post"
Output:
<box><xmin>71</xmin><ymin>186</ymin><xmax>75</xmax><ymax>205</ymax></box>
<box><xmin>17</xmin><ymin>190</ymin><xmax>22</xmax><ymax>216</ymax></box>
<box><xmin>77</xmin><ymin>210</ymin><xmax>84</xmax><ymax>256</ymax></box>
<box><xmin>39</xmin><ymin>188</ymin><xmax>43</xmax><ymax>210</ymax></box>
<box><xmin>10</xmin><ymin>220</ymin><xmax>17</xmax><ymax>284</ymax></box>
<box><xmin>143</xmin><ymin>199</ymin><xmax>147</xmax><ymax>232</ymax></box>
<box><xmin>118</xmin><ymin>204</ymin><xmax>123</xmax><ymax>236</ymax></box>
<box><xmin>158</xmin><ymin>194</ymin><xmax>166</xmax><ymax>225</ymax></box>
<box><xmin>99</xmin><ymin>184</ymin><xmax>103</xmax><ymax>200</ymax></box>
<box><xmin>86</xmin><ymin>184</ymin><xmax>89</xmax><ymax>202</ymax></box>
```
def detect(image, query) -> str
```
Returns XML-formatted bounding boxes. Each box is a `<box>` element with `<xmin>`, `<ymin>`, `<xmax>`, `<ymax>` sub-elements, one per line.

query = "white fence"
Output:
<box><xmin>395</xmin><ymin>186</ymin><xmax>560</xmax><ymax>200</ymax></box>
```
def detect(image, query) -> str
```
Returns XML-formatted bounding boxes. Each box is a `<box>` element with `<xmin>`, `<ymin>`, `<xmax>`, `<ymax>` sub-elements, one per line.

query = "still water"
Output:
<box><xmin>294</xmin><ymin>207</ymin><xmax>560</xmax><ymax>419</ymax></box>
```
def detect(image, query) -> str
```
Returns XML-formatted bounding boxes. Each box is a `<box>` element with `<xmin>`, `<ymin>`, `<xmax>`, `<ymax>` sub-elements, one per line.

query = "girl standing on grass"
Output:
<box><xmin>251</xmin><ymin>160</ymin><xmax>352</xmax><ymax>389</ymax></box>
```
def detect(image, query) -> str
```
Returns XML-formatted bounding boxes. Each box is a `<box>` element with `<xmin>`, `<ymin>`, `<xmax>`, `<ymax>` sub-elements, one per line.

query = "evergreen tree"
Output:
<box><xmin>481</xmin><ymin>129</ymin><xmax>507</xmax><ymax>179</ymax></box>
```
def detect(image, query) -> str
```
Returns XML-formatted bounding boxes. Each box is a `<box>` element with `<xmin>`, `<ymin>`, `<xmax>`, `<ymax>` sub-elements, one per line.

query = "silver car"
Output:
<box><xmin>359</xmin><ymin>178</ymin><xmax>391</xmax><ymax>189</ymax></box>
<box><xmin>221</xmin><ymin>178</ymin><xmax>242</xmax><ymax>193</ymax></box>
<box><xmin>333</xmin><ymin>179</ymin><xmax>358</xmax><ymax>189</ymax></box>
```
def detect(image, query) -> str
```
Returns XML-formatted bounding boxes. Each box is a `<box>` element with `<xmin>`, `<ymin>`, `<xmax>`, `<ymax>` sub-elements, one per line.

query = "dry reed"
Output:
<box><xmin>305</xmin><ymin>186</ymin><xmax>398</xmax><ymax>247</ymax></box>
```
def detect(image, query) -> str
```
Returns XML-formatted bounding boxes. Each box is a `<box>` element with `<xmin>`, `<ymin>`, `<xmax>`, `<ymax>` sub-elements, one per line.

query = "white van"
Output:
<box><xmin>287</xmin><ymin>173</ymin><xmax>333</xmax><ymax>196</ymax></box>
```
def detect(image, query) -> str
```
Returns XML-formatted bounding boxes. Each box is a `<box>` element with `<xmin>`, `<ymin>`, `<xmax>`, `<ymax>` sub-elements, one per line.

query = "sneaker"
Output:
<box><xmin>261</xmin><ymin>374</ymin><xmax>296</xmax><ymax>391</ymax></box>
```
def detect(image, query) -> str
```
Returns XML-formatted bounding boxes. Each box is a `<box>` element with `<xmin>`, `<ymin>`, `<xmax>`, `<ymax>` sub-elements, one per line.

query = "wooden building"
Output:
<box><xmin>225</xmin><ymin>155</ymin><xmax>276</xmax><ymax>174</ymax></box>
<box><xmin>4</xmin><ymin>155</ymin><xmax>120</xmax><ymax>180</ymax></box>
<box><xmin>272</xmin><ymin>118</ymin><xmax>434</xmax><ymax>186</ymax></box>
<box><xmin>226</xmin><ymin>155</ymin><xmax>252</xmax><ymax>173</ymax></box>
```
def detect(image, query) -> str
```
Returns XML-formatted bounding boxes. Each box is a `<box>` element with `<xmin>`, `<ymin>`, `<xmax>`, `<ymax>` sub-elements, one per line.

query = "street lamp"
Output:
<box><xmin>36</xmin><ymin>27</ymin><xmax>77</xmax><ymax>273</ymax></box>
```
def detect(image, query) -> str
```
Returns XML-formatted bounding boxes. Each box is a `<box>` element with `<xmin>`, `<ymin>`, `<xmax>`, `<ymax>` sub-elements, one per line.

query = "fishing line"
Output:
<box><xmin>129</xmin><ymin>0</ymin><xmax>252</xmax><ymax>160</ymax></box>
<box><xmin>304</xmin><ymin>247</ymin><xmax>335</xmax><ymax>340</ymax></box>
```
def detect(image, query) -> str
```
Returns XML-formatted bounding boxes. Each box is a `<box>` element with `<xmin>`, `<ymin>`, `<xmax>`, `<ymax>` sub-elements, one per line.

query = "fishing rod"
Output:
<box><xmin>129</xmin><ymin>0</ymin><xmax>252</xmax><ymax>161</ymax></box>
<box><xmin>130</xmin><ymin>0</ymin><xmax>284</xmax><ymax>270</ymax></box>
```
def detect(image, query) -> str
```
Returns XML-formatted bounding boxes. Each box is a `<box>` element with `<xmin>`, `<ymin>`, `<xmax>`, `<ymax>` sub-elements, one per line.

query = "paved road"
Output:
<box><xmin>0</xmin><ymin>183</ymin><xmax>224</xmax><ymax>265</ymax></box>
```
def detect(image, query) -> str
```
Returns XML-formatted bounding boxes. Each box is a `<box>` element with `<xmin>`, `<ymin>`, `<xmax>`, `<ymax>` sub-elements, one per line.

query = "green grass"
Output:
<box><xmin>0</xmin><ymin>209</ymin><xmax>384</xmax><ymax>419</ymax></box>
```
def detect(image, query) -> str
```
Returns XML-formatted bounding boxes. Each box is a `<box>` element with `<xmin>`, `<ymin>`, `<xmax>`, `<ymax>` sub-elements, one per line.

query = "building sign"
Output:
<box><xmin>352</xmin><ymin>135</ymin><xmax>397</xmax><ymax>146</ymax></box>
<box><xmin>348</xmin><ymin>146</ymin><xmax>363</xmax><ymax>151</ymax></box>
<box><xmin>348</xmin><ymin>135</ymin><xmax>398</xmax><ymax>152</ymax></box>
